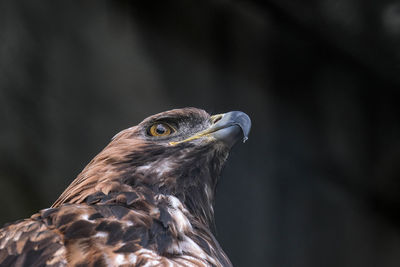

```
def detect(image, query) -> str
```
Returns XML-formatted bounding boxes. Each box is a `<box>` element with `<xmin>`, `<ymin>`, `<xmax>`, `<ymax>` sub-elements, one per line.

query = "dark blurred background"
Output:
<box><xmin>1</xmin><ymin>1</ymin><xmax>400</xmax><ymax>266</ymax></box>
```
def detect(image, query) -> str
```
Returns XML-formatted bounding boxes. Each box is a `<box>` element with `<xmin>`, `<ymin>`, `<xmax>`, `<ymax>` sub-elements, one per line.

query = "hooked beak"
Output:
<box><xmin>169</xmin><ymin>111</ymin><xmax>251</xmax><ymax>147</ymax></box>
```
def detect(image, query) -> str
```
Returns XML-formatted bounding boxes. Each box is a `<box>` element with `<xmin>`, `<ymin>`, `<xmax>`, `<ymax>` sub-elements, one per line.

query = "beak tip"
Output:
<box><xmin>212</xmin><ymin>111</ymin><xmax>251</xmax><ymax>147</ymax></box>
<box><xmin>230</xmin><ymin>111</ymin><xmax>251</xmax><ymax>142</ymax></box>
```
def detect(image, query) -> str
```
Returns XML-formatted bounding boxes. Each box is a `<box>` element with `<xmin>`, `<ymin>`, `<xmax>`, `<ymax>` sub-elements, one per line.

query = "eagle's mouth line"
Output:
<box><xmin>168</xmin><ymin>125</ymin><xmax>223</xmax><ymax>146</ymax></box>
<box><xmin>169</xmin><ymin>114</ymin><xmax>233</xmax><ymax>146</ymax></box>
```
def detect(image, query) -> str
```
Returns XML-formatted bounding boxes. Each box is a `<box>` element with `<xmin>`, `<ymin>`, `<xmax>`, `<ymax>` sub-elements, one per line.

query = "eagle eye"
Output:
<box><xmin>148</xmin><ymin>123</ymin><xmax>174</xmax><ymax>137</ymax></box>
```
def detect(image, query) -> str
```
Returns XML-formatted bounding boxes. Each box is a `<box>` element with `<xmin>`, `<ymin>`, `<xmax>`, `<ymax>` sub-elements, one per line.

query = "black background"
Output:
<box><xmin>1</xmin><ymin>1</ymin><xmax>400</xmax><ymax>266</ymax></box>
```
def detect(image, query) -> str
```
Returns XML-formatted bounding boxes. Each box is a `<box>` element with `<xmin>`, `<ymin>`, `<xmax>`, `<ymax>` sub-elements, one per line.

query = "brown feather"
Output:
<box><xmin>0</xmin><ymin>108</ymin><xmax>242</xmax><ymax>266</ymax></box>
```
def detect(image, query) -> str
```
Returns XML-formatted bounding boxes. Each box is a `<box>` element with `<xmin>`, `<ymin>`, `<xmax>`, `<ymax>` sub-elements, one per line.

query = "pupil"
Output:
<box><xmin>156</xmin><ymin>124</ymin><xmax>166</xmax><ymax>134</ymax></box>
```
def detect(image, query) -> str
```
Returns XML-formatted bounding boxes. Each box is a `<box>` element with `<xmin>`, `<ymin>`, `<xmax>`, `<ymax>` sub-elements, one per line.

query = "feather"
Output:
<box><xmin>0</xmin><ymin>108</ymin><xmax>251</xmax><ymax>266</ymax></box>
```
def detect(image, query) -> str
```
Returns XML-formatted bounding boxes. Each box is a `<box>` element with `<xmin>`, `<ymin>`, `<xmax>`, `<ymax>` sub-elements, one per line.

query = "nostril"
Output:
<box><xmin>213</xmin><ymin>117</ymin><xmax>222</xmax><ymax>124</ymax></box>
<box><xmin>211</xmin><ymin>115</ymin><xmax>222</xmax><ymax>124</ymax></box>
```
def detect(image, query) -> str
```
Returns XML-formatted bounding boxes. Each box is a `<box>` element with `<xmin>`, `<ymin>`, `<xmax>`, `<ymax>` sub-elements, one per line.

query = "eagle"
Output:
<box><xmin>0</xmin><ymin>108</ymin><xmax>251</xmax><ymax>267</ymax></box>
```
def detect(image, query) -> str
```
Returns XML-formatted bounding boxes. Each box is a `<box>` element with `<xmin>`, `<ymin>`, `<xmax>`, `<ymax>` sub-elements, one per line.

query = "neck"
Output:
<box><xmin>118</xmin><ymin>147</ymin><xmax>225</xmax><ymax>228</ymax></box>
<box><xmin>52</xmin><ymin>141</ymin><xmax>229</xmax><ymax>229</ymax></box>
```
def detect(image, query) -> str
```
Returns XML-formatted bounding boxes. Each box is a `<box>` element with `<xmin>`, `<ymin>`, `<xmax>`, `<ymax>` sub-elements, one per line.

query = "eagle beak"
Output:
<box><xmin>208</xmin><ymin>111</ymin><xmax>251</xmax><ymax>147</ymax></box>
<box><xmin>169</xmin><ymin>111</ymin><xmax>251</xmax><ymax>147</ymax></box>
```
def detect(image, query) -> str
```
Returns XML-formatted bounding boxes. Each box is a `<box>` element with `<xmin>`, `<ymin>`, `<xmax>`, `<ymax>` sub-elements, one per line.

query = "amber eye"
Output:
<box><xmin>148</xmin><ymin>123</ymin><xmax>174</xmax><ymax>137</ymax></box>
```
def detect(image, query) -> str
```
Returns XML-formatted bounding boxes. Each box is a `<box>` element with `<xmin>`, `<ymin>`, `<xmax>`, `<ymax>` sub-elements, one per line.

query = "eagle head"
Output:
<box><xmin>53</xmin><ymin>108</ymin><xmax>251</xmax><ymax>227</ymax></box>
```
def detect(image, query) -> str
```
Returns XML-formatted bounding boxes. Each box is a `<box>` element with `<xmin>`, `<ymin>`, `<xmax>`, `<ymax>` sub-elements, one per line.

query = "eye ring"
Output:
<box><xmin>148</xmin><ymin>123</ymin><xmax>175</xmax><ymax>137</ymax></box>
